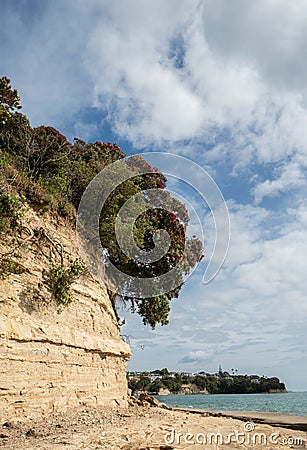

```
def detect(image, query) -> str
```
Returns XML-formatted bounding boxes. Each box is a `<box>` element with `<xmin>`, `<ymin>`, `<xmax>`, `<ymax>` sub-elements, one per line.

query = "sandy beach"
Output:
<box><xmin>1</xmin><ymin>401</ymin><xmax>306</xmax><ymax>449</ymax></box>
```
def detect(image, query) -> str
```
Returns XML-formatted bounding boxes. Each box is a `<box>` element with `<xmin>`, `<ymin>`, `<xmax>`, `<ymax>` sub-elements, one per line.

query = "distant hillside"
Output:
<box><xmin>128</xmin><ymin>368</ymin><xmax>287</xmax><ymax>395</ymax></box>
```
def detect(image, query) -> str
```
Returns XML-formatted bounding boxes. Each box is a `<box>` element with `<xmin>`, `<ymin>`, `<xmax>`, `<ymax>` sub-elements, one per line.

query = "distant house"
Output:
<box><xmin>149</xmin><ymin>375</ymin><xmax>162</xmax><ymax>381</ymax></box>
<box><xmin>250</xmin><ymin>376</ymin><xmax>260</xmax><ymax>384</ymax></box>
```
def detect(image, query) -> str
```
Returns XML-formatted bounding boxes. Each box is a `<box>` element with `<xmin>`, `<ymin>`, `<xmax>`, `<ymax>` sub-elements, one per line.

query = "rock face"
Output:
<box><xmin>157</xmin><ymin>388</ymin><xmax>171</xmax><ymax>395</ymax></box>
<box><xmin>0</xmin><ymin>210</ymin><xmax>131</xmax><ymax>422</ymax></box>
<box><xmin>179</xmin><ymin>384</ymin><xmax>208</xmax><ymax>395</ymax></box>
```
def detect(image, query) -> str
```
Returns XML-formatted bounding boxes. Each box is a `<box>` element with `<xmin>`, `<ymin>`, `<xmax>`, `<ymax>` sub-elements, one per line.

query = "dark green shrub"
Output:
<box><xmin>0</xmin><ymin>76</ymin><xmax>22</xmax><ymax>124</ymax></box>
<box><xmin>0</xmin><ymin>257</ymin><xmax>26</xmax><ymax>279</ymax></box>
<box><xmin>43</xmin><ymin>258</ymin><xmax>85</xmax><ymax>305</ymax></box>
<box><xmin>0</xmin><ymin>192</ymin><xmax>25</xmax><ymax>233</ymax></box>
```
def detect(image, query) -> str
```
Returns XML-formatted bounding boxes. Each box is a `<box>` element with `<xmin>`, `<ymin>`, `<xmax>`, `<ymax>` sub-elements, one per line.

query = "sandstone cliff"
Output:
<box><xmin>0</xmin><ymin>206</ymin><xmax>131</xmax><ymax>422</ymax></box>
<box><xmin>179</xmin><ymin>384</ymin><xmax>208</xmax><ymax>395</ymax></box>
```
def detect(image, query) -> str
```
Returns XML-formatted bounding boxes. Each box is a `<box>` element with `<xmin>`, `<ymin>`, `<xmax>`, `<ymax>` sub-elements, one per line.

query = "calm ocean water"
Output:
<box><xmin>155</xmin><ymin>392</ymin><xmax>307</xmax><ymax>416</ymax></box>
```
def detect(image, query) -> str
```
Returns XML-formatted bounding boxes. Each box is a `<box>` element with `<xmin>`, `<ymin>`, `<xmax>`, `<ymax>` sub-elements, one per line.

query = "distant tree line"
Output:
<box><xmin>128</xmin><ymin>368</ymin><xmax>286</xmax><ymax>394</ymax></box>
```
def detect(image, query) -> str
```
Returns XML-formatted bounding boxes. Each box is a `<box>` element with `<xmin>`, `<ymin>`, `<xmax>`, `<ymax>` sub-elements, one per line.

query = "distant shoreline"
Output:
<box><xmin>153</xmin><ymin>389</ymin><xmax>288</xmax><ymax>396</ymax></box>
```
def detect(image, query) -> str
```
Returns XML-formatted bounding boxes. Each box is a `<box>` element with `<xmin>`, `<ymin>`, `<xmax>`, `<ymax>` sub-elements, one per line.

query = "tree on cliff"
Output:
<box><xmin>0</xmin><ymin>76</ymin><xmax>204</xmax><ymax>329</ymax></box>
<box><xmin>0</xmin><ymin>77</ymin><xmax>22</xmax><ymax>124</ymax></box>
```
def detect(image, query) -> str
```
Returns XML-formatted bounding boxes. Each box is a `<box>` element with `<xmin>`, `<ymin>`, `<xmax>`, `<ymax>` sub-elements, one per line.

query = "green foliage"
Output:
<box><xmin>160</xmin><ymin>376</ymin><xmax>182</xmax><ymax>393</ymax></box>
<box><xmin>0</xmin><ymin>257</ymin><xmax>26</xmax><ymax>279</ymax></box>
<box><xmin>135</xmin><ymin>295</ymin><xmax>171</xmax><ymax>328</ymax></box>
<box><xmin>0</xmin><ymin>192</ymin><xmax>25</xmax><ymax>233</ymax></box>
<box><xmin>128</xmin><ymin>369</ymin><xmax>287</xmax><ymax>394</ymax></box>
<box><xmin>43</xmin><ymin>258</ymin><xmax>85</xmax><ymax>305</ymax></box>
<box><xmin>148</xmin><ymin>379</ymin><xmax>164</xmax><ymax>393</ymax></box>
<box><xmin>152</xmin><ymin>368</ymin><xmax>169</xmax><ymax>376</ymax></box>
<box><xmin>70</xmin><ymin>139</ymin><xmax>125</xmax><ymax>207</ymax></box>
<box><xmin>0</xmin><ymin>114</ymin><xmax>125</xmax><ymax>216</ymax></box>
<box><xmin>0</xmin><ymin>76</ymin><xmax>204</xmax><ymax>327</ymax></box>
<box><xmin>0</xmin><ymin>151</ymin><xmax>8</xmax><ymax>168</ymax></box>
<box><xmin>99</xmin><ymin>155</ymin><xmax>204</xmax><ymax>328</ymax></box>
<box><xmin>0</xmin><ymin>77</ymin><xmax>22</xmax><ymax>124</ymax></box>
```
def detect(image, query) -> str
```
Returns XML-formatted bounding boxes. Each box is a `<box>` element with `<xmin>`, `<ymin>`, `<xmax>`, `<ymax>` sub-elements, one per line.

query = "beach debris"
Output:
<box><xmin>128</xmin><ymin>395</ymin><xmax>144</xmax><ymax>406</ymax></box>
<box><xmin>139</xmin><ymin>446</ymin><xmax>177</xmax><ymax>450</ymax></box>
<box><xmin>159</xmin><ymin>424</ymin><xmax>173</xmax><ymax>430</ymax></box>
<box><xmin>25</xmin><ymin>428</ymin><xmax>36</xmax><ymax>437</ymax></box>
<box><xmin>138</xmin><ymin>393</ymin><xmax>170</xmax><ymax>409</ymax></box>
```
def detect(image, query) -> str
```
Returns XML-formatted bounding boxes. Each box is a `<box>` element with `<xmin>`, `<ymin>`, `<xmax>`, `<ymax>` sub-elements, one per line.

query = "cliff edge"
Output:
<box><xmin>0</xmin><ymin>206</ymin><xmax>131</xmax><ymax>422</ymax></box>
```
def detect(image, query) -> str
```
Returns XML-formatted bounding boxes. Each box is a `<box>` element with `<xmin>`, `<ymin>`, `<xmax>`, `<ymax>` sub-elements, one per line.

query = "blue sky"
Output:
<box><xmin>1</xmin><ymin>0</ymin><xmax>307</xmax><ymax>390</ymax></box>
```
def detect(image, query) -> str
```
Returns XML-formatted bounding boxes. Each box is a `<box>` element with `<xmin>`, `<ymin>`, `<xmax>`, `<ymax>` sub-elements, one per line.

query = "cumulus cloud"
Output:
<box><xmin>180</xmin><ymin>350</ymin><xmax>214</xmax><ymax>364</ymax></box>
<box><xmin>84</xmin><ymin>0</ymin><xmax>206</xmax><ymax>144</ymax></box>
<box><xmin>253</xmin><ymin>161</ymin><xmax>307</xmax><ymax>203</ymax></box>
<box><xmin>79</xmin><ymin>0</ymin><xmax>307</xmax><ymax>207</ymax></box>
<box><xmin>202</xmin><ymin>0</ymin><xmax>307</xmax><ymax>93</ymax></box>
<box><xmin>82</xmin><ymin>2</ymin><xmax>307</xmax><ymax>156</ymax></box>
<box><xmin>3</xmin><ymin>0</ymin><xmax>307</xmax><ymax>173</ymax></box>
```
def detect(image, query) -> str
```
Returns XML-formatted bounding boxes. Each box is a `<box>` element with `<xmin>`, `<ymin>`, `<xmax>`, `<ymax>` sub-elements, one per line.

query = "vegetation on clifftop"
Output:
<box><xmin>0</xmin><ymin>76</ymin><xmax>204</xmax><ymax>327</ymax></box>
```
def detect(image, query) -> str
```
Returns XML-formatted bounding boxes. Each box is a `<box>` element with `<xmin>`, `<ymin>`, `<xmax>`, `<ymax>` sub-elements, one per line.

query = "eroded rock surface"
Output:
<box><xmin>0</xmin><ymin>209</ymin><xmax>130</xmax><ymax>422</ymax></box>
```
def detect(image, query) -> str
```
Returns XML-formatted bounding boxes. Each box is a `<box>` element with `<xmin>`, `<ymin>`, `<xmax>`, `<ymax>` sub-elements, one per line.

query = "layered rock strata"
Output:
<box><xmin>0</xmin><ymin>210</ymin><xmax>130</xmax><ymax>422</ymax></box>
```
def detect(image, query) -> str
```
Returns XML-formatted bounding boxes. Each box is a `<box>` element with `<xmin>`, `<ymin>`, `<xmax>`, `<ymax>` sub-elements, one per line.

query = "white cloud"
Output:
<box><xmin>79</xmin><ymin>0</ymin><xmax>307</xmax><ymax>211</ymax></box>
<box><xmin>3</xmin><ymin>0</ymin><xmax>307</xmax><ymax>176</ymax></box>
<box><xmin>85</xmin><ymin>1</ymin><xmax>205</xmax><ymax>144</ymax></box>
<box><xmin>253</xmin><ymin>161</ymin><xmax>306</xmax><ymax>203</ymax></box>
<box><xmin>180</xmin><ymin>350</ymin><xmax>214</xmax><ymax>364</ymax></box>
<box><xmin>202</xmin><ymin>0</ymin><xmax>307</xmax><ymax>93</ymax></box>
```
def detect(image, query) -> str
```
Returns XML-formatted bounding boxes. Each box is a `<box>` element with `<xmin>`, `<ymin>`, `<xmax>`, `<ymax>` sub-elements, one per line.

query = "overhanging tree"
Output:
<box><xmin>0</xmin><ymin>76</ymin><xmax>204</xmax><ymax>329</ymax></box>
<box><xmin>0</xmin><ymin>77</ymin><xmax>22</xmax><ymax>125</ymax></box>
<box><xmin>97</xmin><ymin>154</ymin><xmax>204</xmax><ymax>328</ymax></box>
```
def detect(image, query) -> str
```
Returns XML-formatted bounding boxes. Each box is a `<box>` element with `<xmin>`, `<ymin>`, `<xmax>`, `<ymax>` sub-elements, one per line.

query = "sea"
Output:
<box><xmin>155</xmin><ymin>392</ymin><xmax>307</xmax><ymax>417</ymax></box>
